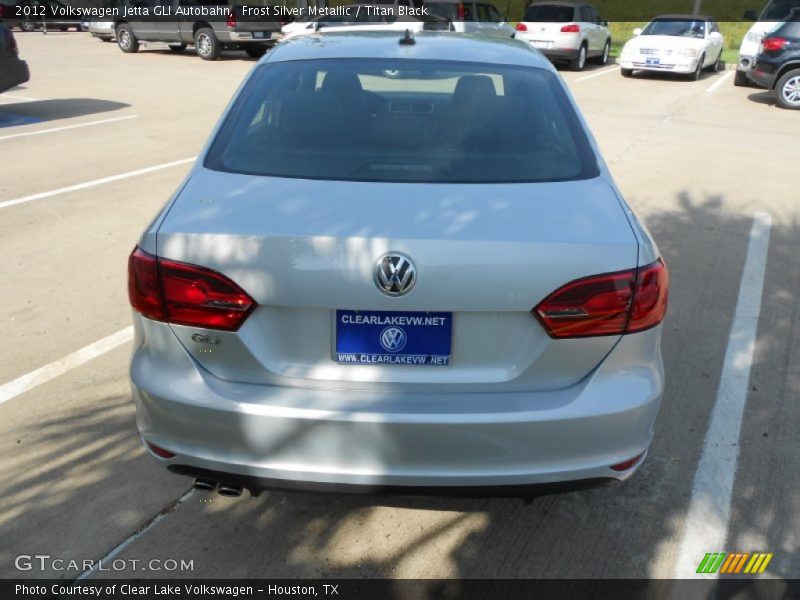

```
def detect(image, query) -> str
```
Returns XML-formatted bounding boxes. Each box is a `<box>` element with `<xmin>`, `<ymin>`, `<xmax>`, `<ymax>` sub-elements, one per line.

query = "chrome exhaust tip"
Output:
<box><xmin>192</xmin><ymin>478</ymin><xmax>217</xmax><ymax>492</ymax></box>
<box><xmin>217</xmin><ymin>484</ymin><xmax>243</xmax><ymax>497</ymax></box>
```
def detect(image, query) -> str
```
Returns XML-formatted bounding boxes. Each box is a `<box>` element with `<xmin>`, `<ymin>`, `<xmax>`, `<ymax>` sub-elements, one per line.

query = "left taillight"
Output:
<box><xmin>533</xmin><ymin>258</ymin><xmax>668</xmax><ymax>339</ymax></box>
<box><xmin>226</xmin><ymin>10</ymin><xmax>236</xmax><ymax>28</ymax></box>
<box><xmin>761</xmin><ymin>37</ymin><xmax>788</xmax><ymax>53</ymax></box>
<box><xmin>128</xmin><ymin>246</ymin><xmax>256</xmax><ymax>331</ymax></box>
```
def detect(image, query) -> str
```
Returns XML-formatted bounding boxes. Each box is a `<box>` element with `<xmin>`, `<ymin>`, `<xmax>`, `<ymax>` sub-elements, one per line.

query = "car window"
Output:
<box><xmin>642</xmin><ymin>19</ymin><xmax>707</xmax><ymax>38</ymax></box>
<box><xmin>522</xmin><ymin>4</ymin><xmax>575</xmax><ymax>22</ymax></box>
<box><xmin>425</xmin><ymin>2</ymin><xmax>457</xmax><ymax>20</ymax></box>
<box><xmin>488</xmin><ymin>5</ymin><xmax>502</xmax><ymax>22</ymax></box>
<box><xmin>476</xmin><ymin>4</ymin><xmax>490</xmax><ymax>22</ymax></box>
<box><xmin>463</xmin><ymin>2</ymin><xmax>475</xmax><ymax>21</ymax></box>
<box><xmin>206</xmin><ymin>59</ymin><xmax>599</xmax><ymax>184</ymax></box>
<box><xmin>761</xmin><ymin>0</ymin><xmax>800</xmax><ymax>20</ymax></box>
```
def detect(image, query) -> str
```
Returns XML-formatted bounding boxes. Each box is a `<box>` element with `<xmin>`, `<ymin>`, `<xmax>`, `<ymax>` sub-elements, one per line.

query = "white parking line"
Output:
<box><xmin>0</xmin><ymin>327</ymin><xmax>133</xmax><ymax>407</ymax></box>
<box><xmin>0</xmin><ymin>93</ymin><xmax>39</xmax><ymax>103</ymax></box>
<box><xmin>0</xmin><ymin>157</ymin><xmax>196</xmax><ymax>210</ymax></box>
<box><xmin>0</xmin><ymin>115</ymin><xmax>139</xmax><ymax>141</ymax></box>
<box><xmin>75</xmin><ymin>488</ymin><xmax>194</xmax><ymax>581</ymax></box>
<box><xmin>703</xmin><ymin>70</ymin><xmax>735</xmax><ymax>95</ymax></box>
<box><xmin>673</xmin><ymin>212</ymin><xmax>772</xmax><ymax>579</ymax></box>
<box><xmin>575</xmin><ymin>66</ymin><xmax>618</xmax><ymax>82</ymax></box>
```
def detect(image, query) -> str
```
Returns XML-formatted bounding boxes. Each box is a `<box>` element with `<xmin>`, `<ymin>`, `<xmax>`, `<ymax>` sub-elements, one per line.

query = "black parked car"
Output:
<box><xmin>0</xmin><ymin>20</ymin><xmax>30</xmax><ymax>94</ymax></box>
<box><xmin>749</xmin><ymin>14</ymin><xmax>800</xmax><ymax>109</ymax></box>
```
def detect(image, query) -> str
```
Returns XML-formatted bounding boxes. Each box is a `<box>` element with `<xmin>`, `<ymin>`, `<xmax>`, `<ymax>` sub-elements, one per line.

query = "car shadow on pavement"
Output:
<box><xmin>746</xmin><ymin>91</ymin><xmax>777</xmax><ymax>107</ymax></box>
<box><xmin>0</xmin><ymin>98</ymin><xmax>130</xmax><ymax>124</ymax></box>
<box><xmin>4</xmin><ymin>194</ymin><xmax>798</xmax><ymax>583</ymax></box>
<box><xmin>79</xmin><ymin>192</ymin><xmax>799</xmax><ymax>584</ymax></box>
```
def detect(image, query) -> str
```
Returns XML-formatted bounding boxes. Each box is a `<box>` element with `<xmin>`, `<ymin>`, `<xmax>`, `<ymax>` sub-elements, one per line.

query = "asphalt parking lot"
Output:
<box><xmin>1</xmin><ymin>32</ymin><xmax>799</xmax><ymax>582</ymax></box>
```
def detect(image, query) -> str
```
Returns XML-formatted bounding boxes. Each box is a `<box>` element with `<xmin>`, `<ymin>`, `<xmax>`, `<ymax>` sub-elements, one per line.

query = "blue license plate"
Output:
<box><xmin>336</xmin><ymin>310</ymin><xmax>452</xmax><ymax>366</ymax></box>
<box><xmin>646</xmin><ymin>57</ymin><xmax>660</xmax><ymax>65</ymax></box>
<box><xmin>252</xmin><ymin>31</ymin><xmax>271</xmax><ymax>39</ymax></box>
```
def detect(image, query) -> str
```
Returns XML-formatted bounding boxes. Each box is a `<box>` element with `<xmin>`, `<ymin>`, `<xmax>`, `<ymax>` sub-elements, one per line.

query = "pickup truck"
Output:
<box><xmin>115</xmin><ymin>0</ymin><xmax>284</xmax><ymax>60</ymax></box>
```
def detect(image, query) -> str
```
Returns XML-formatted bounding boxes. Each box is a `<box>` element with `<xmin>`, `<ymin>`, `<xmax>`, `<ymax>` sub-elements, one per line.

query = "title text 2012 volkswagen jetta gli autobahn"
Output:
<box><xmin>128</xmin><ymin>32</ymin><xmax>668</xmax><ymax>498</ymax></box>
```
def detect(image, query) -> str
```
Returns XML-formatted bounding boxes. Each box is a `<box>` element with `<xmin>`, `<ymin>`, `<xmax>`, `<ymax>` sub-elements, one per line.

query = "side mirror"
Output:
<box><xmin>503</xmin><ymin>16</ymin><xmax>508</xmax><ymax>23</ymax></box>
<box><xmin>743</xmin><ymin>10</ymin><xmax>758</xmax><ymax>21</ymax></box>
<box><xmin>632</xmin><ymin>27</ymin><xmax>642</xmax><ymax>36</ymax></box>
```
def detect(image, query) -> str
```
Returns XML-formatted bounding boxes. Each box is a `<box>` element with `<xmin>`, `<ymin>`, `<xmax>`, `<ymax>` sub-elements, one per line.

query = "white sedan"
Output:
<box><xmin>619</xmin><ymin>15</ymin><xmax>724</xmax><ymax>80</ymax></box>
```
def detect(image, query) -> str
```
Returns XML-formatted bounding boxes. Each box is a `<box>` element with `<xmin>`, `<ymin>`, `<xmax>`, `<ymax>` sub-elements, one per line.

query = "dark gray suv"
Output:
<box><xmin>115</xmin><ymin>0</ymin><xmax>284</xmax><ymax>61</ymax></box>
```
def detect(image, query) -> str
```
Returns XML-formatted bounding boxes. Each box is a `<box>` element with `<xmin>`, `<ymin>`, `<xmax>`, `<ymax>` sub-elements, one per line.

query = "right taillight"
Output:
<box><xmin>761</xmin><ymin>37</ymin><xmax>788</xmax><ymax>53</ymax></box>
<box><xmin>516</xmin><ymin>23</ymin><xmax>528</xmax><ymax>32</ymax></box>
<box><xmin>128</xmin><ymin>246</ymin><xmax>256</xmax><ymax>332</ymax></box>
<box><xmin>560</xmin><ymin>24</ymin><xmax>581</xmax><ymax>33</ymax></box>
<box><xmin>533</xmin><ymin>258</ymin><xmax>668</xmax><ymax>339</ymax></box>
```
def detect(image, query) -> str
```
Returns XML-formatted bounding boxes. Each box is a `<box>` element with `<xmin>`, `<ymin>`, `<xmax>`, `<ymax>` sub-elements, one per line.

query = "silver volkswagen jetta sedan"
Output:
<box><xmin>128</xmin><ymin>32</ymin><xmax>668</xmax><ymax>497</ymax></box>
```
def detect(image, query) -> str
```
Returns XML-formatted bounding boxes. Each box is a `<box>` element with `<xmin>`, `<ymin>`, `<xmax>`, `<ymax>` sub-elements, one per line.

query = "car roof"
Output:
<box><xmin>527</xmin><ymin>1</ymin><xmax>586</xmax><ymax>6</ymax></box>
<box><xmin>652</xmin><ymin>14</ymin><xmax>713</xmax><ymax>21</ymax></box>
<box><xmin>265</xmin><ymin>32</ymin><xmax>555</xmax><ymax>70</ymax></box>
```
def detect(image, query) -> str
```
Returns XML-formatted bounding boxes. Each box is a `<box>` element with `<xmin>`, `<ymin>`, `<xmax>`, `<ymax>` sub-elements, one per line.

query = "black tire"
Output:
<box><xmin>592</xmin><ymin>39</ymin><xmax>611</xmax><ymax>65</ymax></box>
<box><xmin>621</xmin><ymin>67</ymin><xmax>633</xmax><ymax>78</ymax></box>
<box><xmin>21</xmin><ymin>20</ymin><xmax>35</xmax><ymax>32</ymax></box>
<box><xmin>245</xmin><ymin>45</ymin><xmax>267</xmax><ymax>58</ymax></box>
<box><xmin>690</xmin><ymin>54</ymin><xmax>704</xmax><ymax>81</ymax></box>
<box><xmin>116</xmin><ymin>23</ymin><xmax>139</xmax><ymax>53</ymax></box>
<box><xmin>194</xmin><ymin>27</ymin><xmax>220</xmax><ymax>61</ymax></box>
<box><xmin>775</xmin><ymin>68</ymin><xmax>800</xmax><ymax>110</ymax></box>
<box><xmin>570</xmin><ymin>43</ymin><xmax>587</xmax><ymax>71</ymax></box>
<box><xmin>734</xmin><ymin>70</ymin><xmax>750</xmax><ymax>87</ymax></box>
<box><xmin>706</xmin><ymin>50</ymin><xmax>723</xmax><ymax>72</ymax></box>
<box><xmin>168</xmin><ymin>43</ymin><xmax>187</xmax><ymax>52</ymax></box>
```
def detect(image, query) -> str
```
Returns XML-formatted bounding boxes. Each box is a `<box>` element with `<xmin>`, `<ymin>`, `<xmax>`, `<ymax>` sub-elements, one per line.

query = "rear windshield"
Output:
<box><xmin>205</xmin><ymin>59</ymin><xmax>598</xmax><ymax>184</ymax></box>
<box><xmin>761</xmin><ymin>0</ymin><xmax>800</xmax><ymax>20</ymax></box>
<box><xmin>522</xmin><ymin>5</ymin><xmax>576</xmax><ymax>22</ymax></box>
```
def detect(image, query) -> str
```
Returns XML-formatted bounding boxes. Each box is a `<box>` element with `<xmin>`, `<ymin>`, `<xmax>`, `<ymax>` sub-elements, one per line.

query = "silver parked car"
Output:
<box><xmin>128</xmin><ymin>32</ymin><xmax>668</xmax><ymax>497</ymax></box>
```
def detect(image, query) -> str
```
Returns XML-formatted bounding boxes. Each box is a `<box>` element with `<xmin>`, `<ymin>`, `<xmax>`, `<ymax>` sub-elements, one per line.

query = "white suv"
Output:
<box><xmin>515</xmin><ymin>1</ymin><xmax>611</xmax><ymax>70</ymax></box>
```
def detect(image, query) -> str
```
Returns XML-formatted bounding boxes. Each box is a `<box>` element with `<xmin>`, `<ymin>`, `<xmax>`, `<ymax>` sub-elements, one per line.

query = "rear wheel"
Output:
<box><xmin>244</xmin><ymin>45</ymin><xmax>267</xmax><ymax>58</ymax></box>
<box><xmin>706</xmin><ymin>50</ymin><xmax>723</xmax><ymax>72</ymax></box>
<box><xmin>21</xmin><ymin>19</ymin><xmax>35</xmax><ymax>32</ymax></box>
<box><xmin>168</xmin><ymin>43</ymin><xmax>187</xmax><ymax>52</ymax></box>
<box><xmin>690</xmin><ymin>54</ymin><xmax>704</xmax><ymax>81</ymax></box>
<box><xmin>116</xmin><ymin>23</ymin><xmax>139</xmax><ymax>53</ymax></box>
<box><xmin>570</xmin><ymin>44</ymin><xmax>587</xmax><ymax>71</ymax></box>
<box><xmin>775</xmin><ymin>68</ymin><xmax>800</xmax><ymax>110</ymax></box>
<box><xmin>734</xmin><ymin>70</ymin><xmax>750</xmax><ymax>87</ymax></box>
<box><xmin>194</xmin><ymin>27</ymin><xmax>220</xmax><ymax>61</ymax></box>
<box><xmin>593</xmin><ymin>39</ymin><xmax>611</xmax><ymax>65</ymax></box>
<box><xmin>621</xmin><ymin>67</ymin><xmax>633</xmax><ymax>78</ymax></box>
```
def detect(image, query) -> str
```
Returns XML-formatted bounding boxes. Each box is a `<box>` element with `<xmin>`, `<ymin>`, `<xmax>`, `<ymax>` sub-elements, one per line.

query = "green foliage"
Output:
<box><xmin>495</xmin><ymin>0</ymin><xmax>762</xmax><ymax>23</ymax></box>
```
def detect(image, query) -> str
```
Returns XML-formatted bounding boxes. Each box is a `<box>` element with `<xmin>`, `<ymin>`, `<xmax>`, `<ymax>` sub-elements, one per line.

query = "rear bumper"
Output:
<box><xmin>131</xmin><ymin>316</ymin><xmax>664</xmax><ymax>490</ymax></box>
<box><xmin>749</xmin><ymin>59</ymin><xmax>780</xmax><ymax>89</ymax></box>
<box><xmin>221</xmin><ymin>30</ymin><xmax>283</xmax><ymax>44</ymax></box>
<box><xmin>0</xmin><ymin>57</ymin><xmax>30</xmax><ymax>94</ymax></box>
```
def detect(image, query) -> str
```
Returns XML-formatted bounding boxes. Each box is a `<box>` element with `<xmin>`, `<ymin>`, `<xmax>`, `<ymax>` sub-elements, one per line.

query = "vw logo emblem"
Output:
<box><xmin>374</xmin><ymin>253</ymin><xmax>416</xmax><ymax>297</ymax></box>
<box><xmin>380</xmin><ymin>326</ymin><xmax>407</xmax><ymax>353</ymax></box>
